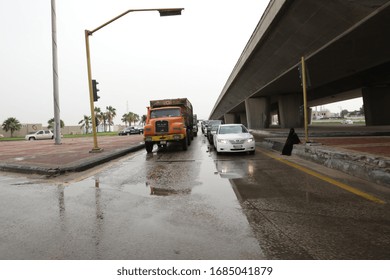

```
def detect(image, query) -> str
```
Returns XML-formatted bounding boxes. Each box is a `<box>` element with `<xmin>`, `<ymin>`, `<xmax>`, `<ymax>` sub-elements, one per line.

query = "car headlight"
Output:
<box><xmin>217</xmin><ymin>139</ymin><xmax>228</xmax><ymax>144</ymax></box>
<box><xmin>247</xmin><ymin>138</ymin><xmax>254</xmax><ymax>143</ymax></box>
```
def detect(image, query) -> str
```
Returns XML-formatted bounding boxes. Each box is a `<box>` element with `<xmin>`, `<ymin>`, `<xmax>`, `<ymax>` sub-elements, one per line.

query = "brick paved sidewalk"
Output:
<box><xmin>0</xmin><ymin>135</ymin><xmax>144</xmax><ymax>174</ymax></box>
<box><xmin>313</xmin><ymin>136</ymin><xmax>390</xmax><ymax>157</ymax></box>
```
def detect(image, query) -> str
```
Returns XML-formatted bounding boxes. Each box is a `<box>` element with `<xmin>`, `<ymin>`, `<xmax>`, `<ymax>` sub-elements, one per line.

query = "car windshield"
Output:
<box><xmin>218</xmin><ymin>125</ymin><xmax>248</xmax><ymax>134</ymax></box>
<box><xmin>208</xmin><ymin>120</ymin><xmax>221</xmax><ymax>126</ymax></box>
<box><xmin>150</xmin><ymin>108</ymin><xmax>180</xmax><ymax>118</ymax></box>
<box><xmin>210</xmin><ymin>124</ymin><xmax>220</xmax><ymax>131</ymax></box>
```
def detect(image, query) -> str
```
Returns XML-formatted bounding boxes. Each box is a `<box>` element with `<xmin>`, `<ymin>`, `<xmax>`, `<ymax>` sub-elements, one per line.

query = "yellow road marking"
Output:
<box><xmin>260</xmin><ymin>150</ymin><xmax>386</xmax><ymax>205</ymax></box>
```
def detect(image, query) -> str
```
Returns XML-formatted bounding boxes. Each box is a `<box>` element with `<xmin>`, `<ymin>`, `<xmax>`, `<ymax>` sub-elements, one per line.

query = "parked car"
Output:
<box><xmin>205</xmin><ymin>119</ymin><xmax>222</xmax><ymax>139</ymax></box>
<box><xmin>25</xmin><ymin>130</ymin><xmax>54</xmax><ymax>141</ymax></box>
<box><xmin>213</xmin><ymin>124</ymin><xmax>255</xmax><ymax>155</ymax></box>
<box><xmin>193</xmin><ymin>114</ymin><xmax>198</xmax><ymax>136</ymax></box>
<box><xmin>207</xmin><ymin>123</ymin><xmax>221</xmax><ymax>144</ymax></box>
<box><xmin>201</xmin><ymin>120</ymin><xmax>209</xmax><ymax>134</ymax></box>
<box><xmin>135</xmin><ymin>126</ymin><xmax>144</xmax><ymax>134</ymax></box>
<box><xmin>341</xmin><ymin>119</ymin><xmax>354</xmax><ymax>124</ymax></box>
<box><xmin>118</xmin><ymin>126</ymin><xmax>141</xmax><ymax>135</ymax></box>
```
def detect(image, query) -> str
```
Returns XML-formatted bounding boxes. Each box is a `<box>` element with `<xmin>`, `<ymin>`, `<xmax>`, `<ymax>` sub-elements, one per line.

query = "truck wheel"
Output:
<box><xmin>182</xmin><ymin>137</ymin><xmax>188</xmax><ymax>151</ymax></box>
<box><xmin>145</xmin><ymin>142</ymin><xmax>153</xmax><ymax>153</ymax></box>
<box><xmin>187</xmin><ymin>133</ymin><xmax>191</xmax><ymax>146</ymax></box>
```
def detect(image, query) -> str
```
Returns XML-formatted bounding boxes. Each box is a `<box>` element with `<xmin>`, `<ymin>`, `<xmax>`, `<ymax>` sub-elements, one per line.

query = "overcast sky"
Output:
<box><xmin>0</xmin><ymin>0</ymin><xmax>269</xmax><ymax>126</ymax></box>
<box><xmin>0</xmin><ymin>0</ymin><xmax>362</xmax><ymax>126</ymax></box>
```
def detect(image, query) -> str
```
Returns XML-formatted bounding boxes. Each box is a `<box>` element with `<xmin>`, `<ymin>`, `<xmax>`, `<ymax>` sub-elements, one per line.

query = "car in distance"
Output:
<box><xmin>207</xmin><ymin>123</ymin><xmax>221</xmax><ymax>144</ymax></box>
<box><xmin>213</xmin><ymin>124</ymin><xmax>255</xmax><ymax>154</ymax></box>
<box><xmin>118</xmin><ymin>126</ymin><xmax>141</xmax><ymax>135</ymax></box>
<box><xmin>341</xmin><ymin>119</ymin><xmax>354</xmax><ymax>124</ymax></box>
<box><xmin>205</xmin><ymin>119</ymin><xmax>222</xmax><ymax>138</ymax></box>
<box><xmin>25</xmin><ymin>130</ymin><xmax>54</xmax><ymax>141</ymax></box>
<box><xmin>135</xmin><ymin>126</ymin><xmax>144</xmax><ymax>134</ymax></box>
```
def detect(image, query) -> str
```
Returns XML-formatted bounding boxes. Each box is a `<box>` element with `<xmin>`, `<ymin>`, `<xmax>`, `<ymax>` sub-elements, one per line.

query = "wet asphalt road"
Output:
<box><xmin>1</xmin><ymin>134</ymin><xmax>390</xmax><ymax>259</ymax></box>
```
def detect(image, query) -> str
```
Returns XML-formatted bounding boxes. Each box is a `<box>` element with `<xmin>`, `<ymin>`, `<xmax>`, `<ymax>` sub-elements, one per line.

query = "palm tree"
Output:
<box><xmin>94</xmin><ymin>107</ymin><xmax>101</xmax><ymax>132</ymax></box>
<box><xmin>133</xmin><ymin>113</ymin><xmax>140</xmax><ymax>125</ymax></box>
<box><xmin>141</xmin><ymin>114</ymin><xmax>147</xmax><ymax>125</ymax></box>
<box><xmin>78</xmin><ymin>115</ymin><xmax>91</xmax><ymax>134</ymax></box>
<box><xmin>122</xmin><ymin>112</ymin><xmax>138</xmax><ymax>126</ymax></box>
<box><xmin>105</xmin><ymin>106</ymin><xmax>116</xmax><ymax>132</ymax></box>
<box><xmin>98</xmin><ymin>111</ymin><xmax>107</xmax><ymax>132</ymax></box>
<box><xmin>121</xmin><ymin>113</ymin><xmax>129</xmax><ymax>127</ymax></box>
<box><xmin>47</xmin><ymin>118</ymin><xmax>65</xmax><ymax>129</ymax></box>
<box><xmin>2</xmin><ymin>117</ymin><xmax>22</xmax><ymax>137</ymax></box>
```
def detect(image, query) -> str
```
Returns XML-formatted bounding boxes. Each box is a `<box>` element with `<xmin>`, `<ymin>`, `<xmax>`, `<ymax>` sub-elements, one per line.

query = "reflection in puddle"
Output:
<box><xmin>215</xmin><ymin>159</ymin><xmax>256</xmax><ymax>180</ymax></box>
<box><xmin>149</xmin><ymin>185</ymin><xmax>191</xmax><ymax>196</ymax></box>
<box><xmin>120</xmin><ymin>181</ymin><xmax>192</xmax><ymax>197</ymax></box>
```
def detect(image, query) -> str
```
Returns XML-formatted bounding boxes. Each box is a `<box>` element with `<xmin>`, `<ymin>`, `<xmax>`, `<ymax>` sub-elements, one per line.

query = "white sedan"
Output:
<box><xmin>213</xmin><ymin>124</ymin><xmax>255</xmax><ymax>154</ymax></box>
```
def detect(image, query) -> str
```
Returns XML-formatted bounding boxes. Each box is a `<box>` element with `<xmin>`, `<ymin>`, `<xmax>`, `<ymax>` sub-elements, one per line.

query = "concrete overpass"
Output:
<box><xmin>210</xmin><ymin>0</ymin><xmax>390</xmax><ymax>128</ymax></box>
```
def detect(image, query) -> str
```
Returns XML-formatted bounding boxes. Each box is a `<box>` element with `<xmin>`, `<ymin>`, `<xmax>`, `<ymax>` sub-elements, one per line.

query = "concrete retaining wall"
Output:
<box><xmin>260</xmin><ymin>139</ymin><xmax>390</xmax><ymax>187</ymax></box>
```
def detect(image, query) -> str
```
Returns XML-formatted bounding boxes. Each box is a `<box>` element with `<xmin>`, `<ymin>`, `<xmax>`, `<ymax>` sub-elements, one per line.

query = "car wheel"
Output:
<box><xmin>215</xmin><ymin>144</ymin><xmax>221</xmax><ymax>155</ymax></box>
<box><xmin>187</xmin><ymin>130</ymin><xmax>191</xmax><ymax>146</ymax></box>
<box><xmin>29</xmin><ymin>137</ymin><xmax>36</xmax><ymax>141</ymax></box>
<box><xmin>249</xmin><ymin>150</ymin><xmax>255</xmax><ymax>155</ymax></box>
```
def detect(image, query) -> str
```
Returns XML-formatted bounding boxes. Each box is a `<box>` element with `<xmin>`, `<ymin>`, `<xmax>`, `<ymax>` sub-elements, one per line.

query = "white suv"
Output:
<box><xmin>25</xmin><ymin>130</ymin><xmax>54</xmax><ymax>141</ymax></box>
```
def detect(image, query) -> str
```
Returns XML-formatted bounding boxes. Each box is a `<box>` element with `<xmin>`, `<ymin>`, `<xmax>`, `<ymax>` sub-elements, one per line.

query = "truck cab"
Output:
<box><xmin>143</xmin><ymin>98</ymin><xmax>194</xmax><ymax>153</ymax></box>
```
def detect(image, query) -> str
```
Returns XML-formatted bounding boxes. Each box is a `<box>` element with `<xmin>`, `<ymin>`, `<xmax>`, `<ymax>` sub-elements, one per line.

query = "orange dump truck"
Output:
<box><xmin>144</xmin><ymin>98</ymin><xmax>194</xmax><ymax>153</ymax></box>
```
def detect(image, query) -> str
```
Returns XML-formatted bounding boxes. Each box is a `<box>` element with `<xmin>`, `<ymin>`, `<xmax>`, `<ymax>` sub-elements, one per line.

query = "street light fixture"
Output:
<box><xmin>85</xmin><ymin>8</ymin><xmax>184</xmax><ymax>152</ymax></box>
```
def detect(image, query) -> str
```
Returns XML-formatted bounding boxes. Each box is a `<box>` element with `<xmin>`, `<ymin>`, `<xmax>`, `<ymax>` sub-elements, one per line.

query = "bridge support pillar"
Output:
<box><xmin>240</xmin><ymin>113</ymin><xmax>248</xmax><ymax>127</ymax></box>
<box><xmin>224</xmin><ymin>113</ymin><xmax>236</xmax><ymax>124</ymax></box>
<box><xmin>363</xmin><ymin>87</ymin><xmax>390</xmax><ymax>125</ymax></box>
<box><xmin>245</xmin><ymin>97</ymin><xmax>270</xmax><ymax>129</ymax></box>
<box><xmin>278</xmin><ymin>93</ymin><xmax>303</xmax><ymax>128</ymax></box>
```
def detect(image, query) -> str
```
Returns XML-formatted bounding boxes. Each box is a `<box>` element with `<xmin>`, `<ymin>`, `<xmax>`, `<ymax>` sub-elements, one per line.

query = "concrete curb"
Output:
<box><xmin>0</xmin><ymin>144</ymin><xmax>145</xmax><ymax>176</ymax></box>
<box><xmin>259</xmin><ymin>139</ymin><xmax>390</xmax><ymax>187</ymax></box>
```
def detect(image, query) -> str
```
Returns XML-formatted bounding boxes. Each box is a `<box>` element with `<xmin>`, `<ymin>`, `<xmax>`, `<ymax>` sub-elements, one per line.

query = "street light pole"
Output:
<box><xmin>84</xmin><ymin>8</ymin><xmax>183</xmax><ymax>153</ymax></box>
<box><xmin>301</xmin><ymin>56</ymin><xmax>309</xmax><ymax>143</ymax></box>
<box><xmin>51</xmin><ymin>0</ymin><xmax>61</xmax><ymax>145</ymax></box>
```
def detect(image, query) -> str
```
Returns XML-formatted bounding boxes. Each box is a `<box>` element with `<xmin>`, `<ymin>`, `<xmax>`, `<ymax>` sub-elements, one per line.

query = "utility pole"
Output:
<box><xmin>51</xmin><ymin>0</ymin><xmax>61</xmax><ymax>144</ymax></box>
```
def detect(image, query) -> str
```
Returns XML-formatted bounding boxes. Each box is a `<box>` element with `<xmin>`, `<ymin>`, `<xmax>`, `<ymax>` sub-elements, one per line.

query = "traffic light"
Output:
<box><xmin>92</xmin><ymin>79</ymin><xmax>100</xmax><ymax>102</ymax></box>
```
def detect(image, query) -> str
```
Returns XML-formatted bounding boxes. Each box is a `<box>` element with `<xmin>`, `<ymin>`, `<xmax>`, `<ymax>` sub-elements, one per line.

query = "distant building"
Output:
<box><xmin>312</xmin><ymin>108</ymin><xmax>332</xmax><ymax>120</ymax></box>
